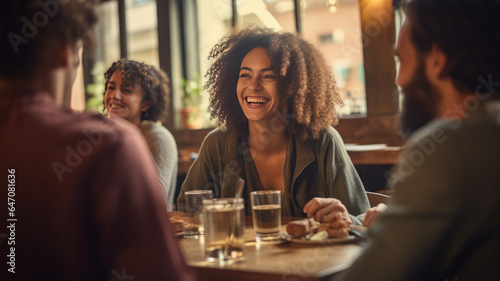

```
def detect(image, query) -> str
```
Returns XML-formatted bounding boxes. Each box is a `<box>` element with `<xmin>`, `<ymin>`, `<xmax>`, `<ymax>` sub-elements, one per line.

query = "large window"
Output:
<box><xmin>84</xmin><ymin>1</ymin><xmax>120</xmax><ymax>113</ymax></box>
<box><xmin>190</xmin><ymin>0</ymin><xmax>368</xmax><ymax>129</ymax></box>
<box><xmin>257</xmin><ymin>0</ymin><xmax>367</xmax><ymax>116</ymax></box>
<box><xmin>174</xmin><ymin>0</ymin><xmax>400</xmax><ymax>145</ymax></box>
<box><xmin>85</xmin><ymin>0</ymin><xmax>159</xmax><ymax>112</ymax></box>
<box><xmin>84</xmin><ymin>0</ymin><xmax>403</xmax><ymax>150</ymax></box>
<box><xmin>126</xmin><ymin>0</ymin><xmax>159</xmax><ymax>67</ymax></box>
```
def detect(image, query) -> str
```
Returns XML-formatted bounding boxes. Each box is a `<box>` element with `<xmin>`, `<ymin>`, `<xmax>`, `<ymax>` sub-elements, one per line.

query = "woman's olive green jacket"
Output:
<box><xmin>178</xmin><ymin>127</ymin><xmax>369</xmax><ymax>224</ymax></box>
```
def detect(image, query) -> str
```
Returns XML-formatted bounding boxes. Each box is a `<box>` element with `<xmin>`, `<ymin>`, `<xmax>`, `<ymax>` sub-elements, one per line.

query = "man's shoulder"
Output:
<box><xmin>27</xmin><ymin>105</ymin><xmax>146</xmax><ymax>159</ymax></box>
<box><xmin>406</xmin><ymin>119</ymin><xmax>455</xmax><ymax>147</ymax></box>
<box><xmin>48</xmin><ymin>110</ymin><xmax>140</xmax><ymax>146</ymax></box>
<box><xmin>408</xmin><ymin>101</ymin><xmax>500</xmax><ymax>151</ymax></box>
<box><xmin>399</xmin><ymin>102</ymin><xmax>500</xmax><ymax>180</ymax></box>
<box><xmin>11</xmin><ymin>92</ymin><xmax>137</xmax><ymax>143</ymax></box>
<box><xmin>2</xmin><ymin>95</ymin><xmax>155</xmax><ymax>189</ymax></box>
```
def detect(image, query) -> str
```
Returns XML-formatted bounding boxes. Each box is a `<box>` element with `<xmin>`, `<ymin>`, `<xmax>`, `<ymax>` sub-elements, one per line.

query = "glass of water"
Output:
<box><xmin>184</xmin><ymin>190</ymin><xmax>213</xmax><ymax>236</ymax></box>
<box><xmin>202</xmin><ymin>198</ymin><xmax>245</xmax><ymax>264</ymax></box>
<box><xmin>250</xmin><ymin>190</ymin><xmax>282</xmax><ymax>242</ymax></box>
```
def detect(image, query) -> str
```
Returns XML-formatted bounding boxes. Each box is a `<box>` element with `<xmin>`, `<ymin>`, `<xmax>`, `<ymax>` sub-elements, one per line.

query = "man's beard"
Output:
<box><xmin>399</xmin><ymin>62</ymin><xmax>441</xmax><ymax>138</ymax></box>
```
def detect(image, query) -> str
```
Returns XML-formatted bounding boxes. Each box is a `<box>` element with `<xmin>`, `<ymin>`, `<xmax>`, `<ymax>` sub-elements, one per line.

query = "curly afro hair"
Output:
<box><xmin>103</xmin><ymin>58</ymin><xmax>170</xmax><ymax>123</ymax></box>
<box><xmin>205</xmin><ymin>26</ymin><xmax>344</xmax><ymax>141</ymax></box>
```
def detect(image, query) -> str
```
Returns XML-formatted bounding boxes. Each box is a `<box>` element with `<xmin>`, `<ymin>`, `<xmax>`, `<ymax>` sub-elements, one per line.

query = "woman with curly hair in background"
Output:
<box><xmin>178</xmin><ymin>27</ymin><xmax>370</xmax><ymax>225</ymax></box>
<box><xmin>104</xmin><ymin>58</ymin><xmax>178</xmax><ymax>211</ymax></box>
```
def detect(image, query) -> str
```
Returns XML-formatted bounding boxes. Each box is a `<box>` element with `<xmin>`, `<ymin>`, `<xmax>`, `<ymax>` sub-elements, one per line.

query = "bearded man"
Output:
<box><xmin>338</xmin><ymin>0</ymin><xmax>500</xmax><ymax>280</ymax></box>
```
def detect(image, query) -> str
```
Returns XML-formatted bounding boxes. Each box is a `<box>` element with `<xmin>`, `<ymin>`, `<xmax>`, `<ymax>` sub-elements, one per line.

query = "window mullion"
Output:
<box><xmin>117</xmin><ymin>0</ymin><xmax>128</xmax><ymax>58</ymax></box>
<box><xmin>294</xmin><ymin>0</ymin><xmax>304</xmax><ymax>34</ymax></box>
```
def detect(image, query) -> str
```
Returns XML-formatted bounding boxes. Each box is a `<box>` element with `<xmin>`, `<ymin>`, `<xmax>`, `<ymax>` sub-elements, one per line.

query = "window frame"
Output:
<box><xmin>85</xmin><ymin>0</ymin><xmax>405</xmax><ymax>149</ymax></box>
<box><xmin>336</xmin><ymin>0</ymin><xmax>402</xmax><ymax>145</ymax></box>
<box><xmin>162</xmin><ymin>0</ymin><xmax>404</xmax><ymax>147</ymax></box>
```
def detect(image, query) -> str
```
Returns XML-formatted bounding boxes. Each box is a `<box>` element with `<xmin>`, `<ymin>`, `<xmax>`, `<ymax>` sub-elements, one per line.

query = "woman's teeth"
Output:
<box><xmin>246</xmin><ymin>97</ymin><xmax>269</xmax><ymax>104</ymax></box>
<box><xmin>110</xmin><ymin>104</ymin><xmax>124</xmax><ymax>109</ymax></box>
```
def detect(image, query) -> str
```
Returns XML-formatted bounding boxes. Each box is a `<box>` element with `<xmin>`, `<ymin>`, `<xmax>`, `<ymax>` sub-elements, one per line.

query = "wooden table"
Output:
<box><xmin>346</xmin><ymin>145</ymin><xmax>402</xmax><ymax>165</ymax></box>
<box><xmin>178</xmin><ymin>217</ymin><xmax>364</xmax><ymax>281</ymax></box>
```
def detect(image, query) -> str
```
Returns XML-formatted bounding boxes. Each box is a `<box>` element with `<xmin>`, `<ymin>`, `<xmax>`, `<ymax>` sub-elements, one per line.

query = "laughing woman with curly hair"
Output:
<box><xmin>104</xmin><ymin>59</ymin><xmax>178</xmax><ymax>211</ymax></box>
<box><xmin>178</xmin><ymin>27</ymin><xmax>369</xmax><ymax>224</ymax></box>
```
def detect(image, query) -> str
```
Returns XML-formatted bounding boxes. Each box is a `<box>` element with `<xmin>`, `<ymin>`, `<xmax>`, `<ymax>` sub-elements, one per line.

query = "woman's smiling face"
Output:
<box><xmin>104</xmin><ymin>70</ymin><xmax>148</xmax><ymax>126</ymax></box>
<box><xmin>236</xmin><ymin>47</ymin><xmax>280</xmax><ymax>125</ymax></box>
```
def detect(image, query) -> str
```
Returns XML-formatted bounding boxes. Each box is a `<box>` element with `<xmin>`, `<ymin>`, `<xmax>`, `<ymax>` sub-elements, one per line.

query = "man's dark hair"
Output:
<box><xmin>205</xmin><ymin>26</ymin><xmax>344</xmax><ymax>141</ymax></box>
<box><xmin>404</xmin><ymin>0</ymin><xmax>500</xmax><ymax>96</ymax></box>
<box><xmin>0</xmin><ymin>0</ymin><xmax>98</xmax><ymax>79</ymax></box>
<box><xmin>103</xmin><ymin>59</ymin><xmax>170</xmax><ymax>123</ymax></box>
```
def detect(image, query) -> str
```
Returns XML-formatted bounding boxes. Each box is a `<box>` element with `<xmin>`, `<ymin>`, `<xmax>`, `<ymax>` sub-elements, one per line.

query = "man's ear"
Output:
<box><xmin>425</xmin><ymin>45</ymin><xmax>448</xmax><ymax>81</ymax></box>
<box><xmin>53</xmin><ymin>41</ymin><xmax>71</xmax><ymax>68</ymax></box>
<box><xmin>141</xmin><ymin>100</ymin><xmax>151</xmax><ymax>112</ymax></box>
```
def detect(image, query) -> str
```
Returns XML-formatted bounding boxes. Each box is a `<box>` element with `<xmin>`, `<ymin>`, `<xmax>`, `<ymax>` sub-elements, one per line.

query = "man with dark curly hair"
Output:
<box><xmin>103</xmin><ymin>58</ymin><xmax>178</xmax><ymax>211</ymax></box>
<box><xmin>338</xmin><ymin>0</ymin><xmax>500</xmax><ymax>280</ymax></box>
<box><xmin>178</xmin><ymin>27</ymin><xmax>370</xmax><ymax>225</ymax></box>
<box><xmin>0</xmin><ymin>1</ymin><xmax>194</xmax><ymax>280</ymax></box>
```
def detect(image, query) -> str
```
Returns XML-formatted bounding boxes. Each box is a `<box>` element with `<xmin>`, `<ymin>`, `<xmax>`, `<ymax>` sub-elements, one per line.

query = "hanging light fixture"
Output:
<box><xmin>328</xmin><ymin>0</ymin><xmax>337</xmax><ymax>14</ymax></box>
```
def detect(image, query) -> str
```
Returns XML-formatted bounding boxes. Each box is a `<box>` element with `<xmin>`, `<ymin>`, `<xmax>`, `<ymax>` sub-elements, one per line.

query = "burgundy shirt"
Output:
<box><xmin>0</xmin><ymin>91</ymin><xmax>195</xmax><ymax>281</ymax></box>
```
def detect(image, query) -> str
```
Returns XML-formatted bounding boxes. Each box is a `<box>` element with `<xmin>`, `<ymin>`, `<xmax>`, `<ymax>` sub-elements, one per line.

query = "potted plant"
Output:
<box><xmin>180</xmin><ymin>73</ymin><xmax>204</xmax><ymax>129</ymax></box>
<box><xmin>85</xmin><ymin>61</ymin><xmax>106</xmax><ymax>113</ymax></box>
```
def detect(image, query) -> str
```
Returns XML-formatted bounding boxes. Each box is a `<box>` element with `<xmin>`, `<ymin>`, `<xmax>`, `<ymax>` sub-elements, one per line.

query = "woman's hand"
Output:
<box><xmin>362</xmin><ymin>203</ymin><xmax>387</xmax><ymax>228</ymax></box>
<box><xmin>303</xmin><ymin>197</ymin><xmax>352</xmax><ymax>224</ymax></box>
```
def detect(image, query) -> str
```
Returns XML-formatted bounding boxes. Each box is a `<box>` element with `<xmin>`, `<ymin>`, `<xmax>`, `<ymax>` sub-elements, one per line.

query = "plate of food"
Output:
<box><xmin>168</xmin><ymin>211</ymin><xmax>200</xmax><ymax>237</ymax></box>
<box><xmin>283</xmin><ymin>216</ymin><xmax>366</xmax><ymax>245</ymax></box>
<box><xmin>174</xmin><ymin>231</ymin><xmax>185</xmax><ymax>237</ymax></box>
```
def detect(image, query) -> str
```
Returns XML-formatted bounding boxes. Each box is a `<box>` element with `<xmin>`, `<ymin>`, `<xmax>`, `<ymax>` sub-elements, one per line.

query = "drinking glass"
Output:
<box><xmin>184</xmin><ymin>190</ymin><xmax>213</xmax><ymax>235</ymax></box>
<box><xmin>202</xmin><ymin>198</ymin><xmax>245</xmax><ymax>264</ymax></box>
<box><xmin>250</xmin><ymin>190</ymin><xmax>282</xmax><ymax>242</ymax></box>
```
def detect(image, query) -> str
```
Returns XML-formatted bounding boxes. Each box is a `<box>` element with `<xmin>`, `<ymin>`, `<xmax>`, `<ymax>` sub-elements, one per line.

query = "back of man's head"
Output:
<box><xmin>405</xmin><ymin>0</ymin><xmax>500</xmax><ymax>96</ymax></box>
<box><xmin>0</xmin><ymin>0</ymin><xmax>98</xmax><ymax>80</ymax></box>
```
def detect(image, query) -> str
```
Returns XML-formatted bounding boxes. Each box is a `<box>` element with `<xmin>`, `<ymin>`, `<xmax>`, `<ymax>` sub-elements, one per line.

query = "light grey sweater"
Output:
<box><xmin>139</xmin><ymin>121</ymin><xmax>178</xmax><ymax>211</ymax></box>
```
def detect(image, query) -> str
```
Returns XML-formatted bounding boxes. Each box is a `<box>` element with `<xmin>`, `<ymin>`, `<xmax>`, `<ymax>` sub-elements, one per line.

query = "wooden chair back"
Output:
<box><xmin>366</xmin><ymin>191</ymin><xmax>391</xmax><ymax>208</ymax></box>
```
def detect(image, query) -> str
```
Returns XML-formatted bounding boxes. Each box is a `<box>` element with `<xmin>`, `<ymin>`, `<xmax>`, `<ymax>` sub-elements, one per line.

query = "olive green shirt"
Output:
<box><xmin>178</xmin><ymin>127</ymin><xmax>369</xmax><ymax>224</ymax></box>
